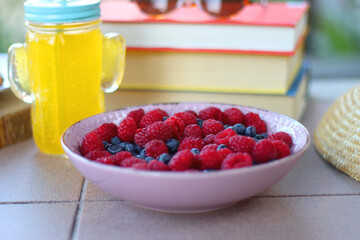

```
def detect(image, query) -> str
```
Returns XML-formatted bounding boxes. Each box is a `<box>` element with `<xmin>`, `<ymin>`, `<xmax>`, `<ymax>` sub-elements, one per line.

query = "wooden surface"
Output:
<box><xmin>0</xmin><ymin>90</ymin><xmax>32</xmax><ymax>148</ymax></box>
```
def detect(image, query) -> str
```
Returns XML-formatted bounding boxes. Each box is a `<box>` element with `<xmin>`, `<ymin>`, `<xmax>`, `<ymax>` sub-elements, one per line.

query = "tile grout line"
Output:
<box><xmin>253</xmin><ymin>193</ymin><xmax>360</xmax><ymax>198</ymax></box>
<box><xmin>0</xmin><ymin>200</ymin><xmax>79</xmax><ymax>204</ymax></box>
<box><xmin>0</xmin><ymin>199</ymin><xmax>125</xmax><ymax>205</ymax></box>
<box><xmin>1</xmin><ymin>193</ymin><xmax>360</xmax><ymax>207</ymax></box>
<box><xmin>69</xmin><ymin>178</ymin><xmax>87</xmax><ymax>240</ymax></box>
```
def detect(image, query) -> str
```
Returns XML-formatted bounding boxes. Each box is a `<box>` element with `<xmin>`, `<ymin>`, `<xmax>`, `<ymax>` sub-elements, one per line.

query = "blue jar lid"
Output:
<box><xmin>24</xmin><ymin>0</ymin><xmax>101</xmax><ymax>23</ymax></box>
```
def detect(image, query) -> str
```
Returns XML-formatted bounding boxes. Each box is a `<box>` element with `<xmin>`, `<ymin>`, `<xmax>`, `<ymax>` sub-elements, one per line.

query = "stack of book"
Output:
<box><xmin>101</xmin><ymin>1</ymin><xmax>310</xmax><ymax>120</ymax></box>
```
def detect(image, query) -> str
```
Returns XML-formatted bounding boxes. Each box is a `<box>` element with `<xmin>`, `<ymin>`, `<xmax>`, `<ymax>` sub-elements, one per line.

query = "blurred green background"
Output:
<box><xmin>0</xmin><ymin>0</ymin><xmax>359</xmax><ymax>77</ymax></box>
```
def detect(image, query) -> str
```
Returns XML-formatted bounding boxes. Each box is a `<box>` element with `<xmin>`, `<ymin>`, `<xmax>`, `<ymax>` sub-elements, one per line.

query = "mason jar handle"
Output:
<box><xmin>8</xmin><ymin>43</ymin><xmax>32</xmax><ymax>103</ymax></box>
<box><xmin>101</xmin><ymin>33</ymin><xmax>126</xmax><ymax>93</ymax></box>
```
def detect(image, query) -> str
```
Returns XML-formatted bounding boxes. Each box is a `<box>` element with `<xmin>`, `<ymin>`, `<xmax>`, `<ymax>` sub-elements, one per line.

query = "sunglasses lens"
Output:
<box><xmin>134</xmin><ymin>0</ymin><xmax>179</xmax><ymax>16</ymax></box>
<box><xmin>199</xmin><ymin>0</ymin><xmax>249</xmax><ymax>18</ymax></box>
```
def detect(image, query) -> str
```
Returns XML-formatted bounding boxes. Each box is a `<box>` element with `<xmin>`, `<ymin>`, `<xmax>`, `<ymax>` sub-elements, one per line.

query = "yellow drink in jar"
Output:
<box><xmin>26</xmin><ymin>21</ymin><xmax>104</xmax><ymax>154</ymax></box>
<box><xmin>8</xmin><ymin>0</ymin><xmax>126</xmax><ymax>156</ymax></box>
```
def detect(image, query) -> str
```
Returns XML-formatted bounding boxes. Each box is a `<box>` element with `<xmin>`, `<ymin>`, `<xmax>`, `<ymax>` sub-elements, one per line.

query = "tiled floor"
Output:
<box><xmin>1</xmin><ymin>81</ymin><xmax>359</xmax><ymax>240</ymax></box>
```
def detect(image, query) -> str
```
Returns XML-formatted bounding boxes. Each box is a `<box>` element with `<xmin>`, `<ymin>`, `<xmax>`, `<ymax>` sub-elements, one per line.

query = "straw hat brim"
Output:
<box><xmin>314</xmin><ymin>84</ymin><xmax>360</xmax><ymax>181</ymax></box>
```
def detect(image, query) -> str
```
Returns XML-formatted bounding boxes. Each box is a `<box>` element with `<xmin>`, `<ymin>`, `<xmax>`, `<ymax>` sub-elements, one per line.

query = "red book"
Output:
<box><xmin>101</xmin><ymin>1</ymin><xmax>309</xmax><ymax>55</ymax></box>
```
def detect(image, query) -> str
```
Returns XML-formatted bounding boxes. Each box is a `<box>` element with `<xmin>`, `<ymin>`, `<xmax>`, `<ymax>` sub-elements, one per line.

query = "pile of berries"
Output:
<box><xmin>80</xmin><ymin>107</ymin><xmax>293</xmax><ymax>172</ymax></box>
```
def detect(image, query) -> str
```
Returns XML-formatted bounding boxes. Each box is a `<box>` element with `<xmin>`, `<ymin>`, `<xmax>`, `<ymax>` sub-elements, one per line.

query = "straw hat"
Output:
<box><xmin>314</xmin><ymin>84</ymin><xmax>360</xmax><ymax>181</ymax></box>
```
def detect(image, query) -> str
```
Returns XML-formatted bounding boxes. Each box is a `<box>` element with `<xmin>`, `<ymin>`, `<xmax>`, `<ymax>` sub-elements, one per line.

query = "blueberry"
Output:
<box><xmin>125</xmin><ymin>143</ymin><xmax>137</xmax><ymax>155</ymax></box>
<box><xmin>203</xmin><ymin>169</ymin><xmax>217</xmax><ymax>173</ymax></box>
<box><xmin>103</xmin><ymin>141</ymin><xmax>111</xmax><ymax>149</ymax></box>
<box><xmin>135</xmin><ymin>145</ymin><xmax>143</xmax><ymax>154</ymax></box>
<box><xmin>227</xmin><ymin>126</ymin><xmax>235</xmax><ymax>131</ymax></box>
<box><xmin>110</xmin><ymin>136</ymin><xmax>121</xmax><ymax>145</ymax></box>
<box><xmin>190</xmin><ymin>148</ymin><xmax>200</xmax><ymax>155</ymax></box>
<box><xmin>196</xmin><ymin>119</ymin><xmax>203</xmax><ymax>128</ymax></box>
<box><xmin>163</xmin><ymin>116</ymin><xmax>168</xmax><ymax>121</ymax></box>
<box><xmin>255</xmin><ymin>133</ymin><xmax>268</xmax><ymax>140</ymax></box>
<box><xmin>140</xmin><ymin>148</ymin><xmax>146</xmax><ymax>156</ymax></box>
<box><xmin>217</xmin><ymin>144</ymin><xmax>227</xmax><ymax>150</ymax></box>
<box><xmin>136</xmin><ymin>154</ymin><xmax>146</xmax><ymax>159</ymax></box>
<box><xmin>119</xmin><ymin>142</ymin><xmax>128</xmax><ymax>149</ymax></box>
<box><xmin>245</xmin><ymin>126</ymin><xmax>257</xmax><ymax>137</ymax></box>
<box><xmin>224</xmin><ymin>124</ymin><xmax>229</xmax><ymax>129</ymax></box>
<box><xmin>107</xmin><ymin>144</ymin><xmax>123</xmax><ymax>154</ymax></box>
<box><xmin>166</xmin><ymin>139</ymin><xmax>179</xmax><ymax>154</ymax></box>
<box><xmin>158</xmin><ymin>153</ymin><xmax>171</xmax><ymax>164</ymax></box>
<box><xmin>145</xmin><ymin>156</ymin><xmax>155</xmax><ymax>162</ymax></box>
<box><xmin>234</xmin><ymin>123</ymin><xmax>245</xmax><ymax>135</ymax></box>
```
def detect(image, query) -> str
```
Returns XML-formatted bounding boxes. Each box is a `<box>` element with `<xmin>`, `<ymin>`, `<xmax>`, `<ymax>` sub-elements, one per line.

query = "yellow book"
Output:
<box><xmin>120</xmin><ymin>42</ymin><xmax>305</xmax><ymax>95</ymax></box>
<box><xmin>107</xmin><ymin>66</ymin><xmax>309</xmax><ymax>120</ymax></box>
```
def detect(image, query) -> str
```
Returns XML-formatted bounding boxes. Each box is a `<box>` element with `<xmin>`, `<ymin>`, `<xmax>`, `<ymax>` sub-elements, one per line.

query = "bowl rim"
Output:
<box><xmin>61</xmin><ymin>102</ymin><xmax>311</xmax><ymax>179</ymax></box>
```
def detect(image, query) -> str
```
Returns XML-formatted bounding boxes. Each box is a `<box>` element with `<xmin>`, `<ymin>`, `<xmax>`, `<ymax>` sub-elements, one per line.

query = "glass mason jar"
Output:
<box><xmin>8</xmin><ymin>0</ymin><xmax>126</xmax><ymax>155</ymax></box>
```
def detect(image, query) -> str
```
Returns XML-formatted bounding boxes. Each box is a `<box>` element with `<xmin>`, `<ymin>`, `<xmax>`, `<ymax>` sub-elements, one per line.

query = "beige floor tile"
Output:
<box><xmin>83</xmin><ymin>180</ymin><xmax>119</xmax><ymax>201</ymax></box>
<box><xmin>0</xmin><ymin>140</ymin><xmax>84</xmax><ymax>202</ymax></box>
<box><xmin>0</xmin><ymin>202</ymin><xmax>77</xmax><ymax>240</ymax></box>
<box><xmin>75</xmin><ymin>196</ymin><xmax>360</xmax><ymax>240</ymax></box>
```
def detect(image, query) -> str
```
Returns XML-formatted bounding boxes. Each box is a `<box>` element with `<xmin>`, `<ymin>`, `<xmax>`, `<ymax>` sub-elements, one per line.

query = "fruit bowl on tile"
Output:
<box><xmin>61</xmin><ymin>102</ymin><xmax>310</xmax><ymax>213</ymax></box>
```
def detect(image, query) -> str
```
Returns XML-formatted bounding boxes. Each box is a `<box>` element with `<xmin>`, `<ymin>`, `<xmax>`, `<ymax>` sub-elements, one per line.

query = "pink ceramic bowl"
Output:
<box><xmin>61</xmin><ymin>102</ymin><xmax>310</xmax><ymax>213</ymax></box>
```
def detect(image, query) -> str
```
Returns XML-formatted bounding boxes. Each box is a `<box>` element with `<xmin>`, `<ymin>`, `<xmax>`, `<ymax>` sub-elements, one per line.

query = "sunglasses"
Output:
<box><xmin>132</xmin><ymin>0</ymin><xmax>268</xmax><ymax>18</ymax></box>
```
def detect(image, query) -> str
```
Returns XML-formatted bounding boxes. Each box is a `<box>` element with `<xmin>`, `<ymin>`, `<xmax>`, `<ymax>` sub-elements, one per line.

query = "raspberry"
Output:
<box><xmin>198</xmin><ymin>107</ymin><xmax>222</xmax><ymax>121</ymax></box>
<box><xmin>145</xmin><ymin>140</ymin><xmax>168</xmax><ymax>158</ymax></box>
<box><xmin>221</xmin><ymin>153</ymin><xmax>253</xmax><ymax>170</ymax></box>
<box><xmin>131</xmin><ymin>162</ymin><xmax>150</xmax><ymax>170</ymax></box>
<box><xmin>228</xmin><ymin>135</ymin><xmax>256</xmax><ymax>153</ymax></box>
<box><xmin>118</xmin><ymin>117</ymin><xmax>137</xmax><ymax>142</ymax></box>
<box><xmin>271</xmin><ymin>140</ymin><xmax>291</xmax><ymax>159</ymax></box>
<box><xmin>146</xmin><ymin>121</ymin><xmax>172</xmax><ymax>142</ymax></box>
<box><xmin>223</xmin><ymin>108</ymin><xmax>244</xmax><ymax>125</ymax></box>
<box><xmin>80</xmin><ymin>131</ymin><xmax>105</xmax><ymax>156</ymax></box>
<box><xmin>94</xmin><ymin>123</ymin><xmax>118</xmax><ymax>142</ymax></box>
<box><xmin>121</xmin><ymin>157</ymin><xmax>147</xmax><ymax>167</ymax></box>
<box><xmin>139</xmin><ymin>108</ymin><xmax>168</xmax><ymax>128</ymax></box>
<box><xmin>185</xmin><ymin>169</ymin><xmax>201</xmax><ymax>172</ymax></box>
<box><xmin>268</xmin><ymin>131</ymin><xmax>293</xmax><ymax>148</ymax></box>
<box><xmin>202</xmin><ymin>119</ymin><xmax>224</xmax><ymax>136</ymax></box>
<box><xmin>201</xmin><ymin>143</ymin><xmax>218</xmax><ymax>152</ymax></box>
<box><xmin>112</xmin><ymin>151</ymin><xmax>133</xmax><ymax>166</ymax></box>
<box><xmin>96</xmin><ymin>156</ymin><xmax>114</xmax><ymax>165</ymax></box>
<box><xmin>85</xmin><ymin>150</ymin><xmax>111</xmax><ymax>160</ymax></box>
<box><xmin>217</xmin><ymin>147</ymin><xmax>233</xmax><ymax>159</ymax></box>
<box><xmin>251</xmin><ymin>139</ymin><xmax>278</xmax><ymax>163</ymax></box>
<box><xmin>165</xmin><ymin>116</ymin><xmax>185</xmax><ymax>140</ymax></box>
<box><xmin>173</xmin><ymin>112</ymin><xmax>197</xmax><ymax>126</ymax></box>
<box><xmin>178</xmin><ymin>137</ymin><xmax>205</xmax><ymax>151</ymax></box>
<box><xmin>214</xmin><ymin>128</ymin><xmax>237</xmax><ymax>146</ymax></box>
<box><xmin>148</xmin><ymin>160</ymin><xmax>170</xmax><ymax>171</ymax></box>
<box><xmin>127</xmin><ymin>108</ymin><xmax>145</xmax><ymax>127</ymax></box>
<box><xmin>244</xmin><ymin>112</ymin><xmax>267</xmax><ymax>134</ymax></box>
<box><xmin>183</xmin><ymin>124</ymin><xmax>203</xmax><ymax>139</ymax></box>
<box><xmin>203</xmin><ymin>134</ymin><xmax>216</xmax><ymax>145</ymax></box>
<box><xmin>191</xmin><ymin>157</ymin><xmax>202</xmax><ymax>170</ymax></box>
<box><xmin>244</xmin><ymin>112</ymin><xmax>262</xmax><ymax>125</ymax></box>
<box><xmin>199</xmin><ymin>148</ymin><xmax>223</xmax><ymax>170</ymax></box>
<box><xmin>169</xmin><ymin>150</ymin><xmax>195</xmax><ymax>171</ymax></box>
<box><xmin>216</xmin><ymin>111</ymin><xmax>229</xmax><ymax>124</ymax></box>
<box><xmin>251</xmin><ymin>120</ymin><xmax>267</xmax><ymax>134</ymax></box>
<box><xmin>185</xmin><ymin>110</ymin><xmax>198</xmax><ymax>118</ymax></box>
<box><xmin>134</xmin><ymin>128</ymin><xmax>150</xmax><ymax>148</ymax></box>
